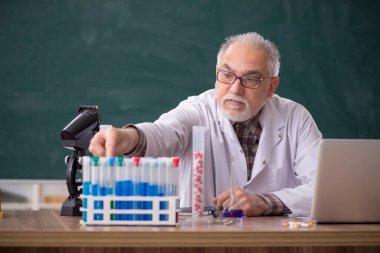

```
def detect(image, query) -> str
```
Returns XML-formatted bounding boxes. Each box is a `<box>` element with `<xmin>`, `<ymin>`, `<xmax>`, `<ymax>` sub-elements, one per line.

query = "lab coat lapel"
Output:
<box><xmin>250</xmin><ymin>99</ymin><xmax>285</xmax><ymax>181</ymax></box>
<box><xmin>217</xmin><ymin>107</ymin><xmax>247</xmax><ymax>187</ymax></box>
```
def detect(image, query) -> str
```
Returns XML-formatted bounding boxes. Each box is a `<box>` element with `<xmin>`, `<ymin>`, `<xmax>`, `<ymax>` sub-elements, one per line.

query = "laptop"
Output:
<box><xmin>311</xmin><ymin>139</ymin><xmax>380</xmax><ymax>223</ymax></box>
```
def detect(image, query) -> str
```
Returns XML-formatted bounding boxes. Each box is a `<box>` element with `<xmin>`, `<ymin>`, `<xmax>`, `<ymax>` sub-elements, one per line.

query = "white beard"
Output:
<box><xmin>219</xmin><ymin>94</ymin><xmax>254</xmax><ymax>122</ymax></box>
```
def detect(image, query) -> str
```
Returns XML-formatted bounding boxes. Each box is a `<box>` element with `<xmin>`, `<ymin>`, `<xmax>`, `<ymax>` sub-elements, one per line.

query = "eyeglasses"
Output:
<box><xmin>216</xmin><ymin>70</ymin><xmax>268</xmax><ymax>89</ymax></box>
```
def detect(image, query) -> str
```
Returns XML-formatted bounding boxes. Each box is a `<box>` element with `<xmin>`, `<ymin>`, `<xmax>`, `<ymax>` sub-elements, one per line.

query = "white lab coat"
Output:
<box><xmin>136</xmin><ymin>89</ymin><xmax>322</xmax><ymax>215</ymax></box>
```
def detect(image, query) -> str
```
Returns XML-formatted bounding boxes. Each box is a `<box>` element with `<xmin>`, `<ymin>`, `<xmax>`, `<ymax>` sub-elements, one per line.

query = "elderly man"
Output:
<box><xmin>89</xmin><ymin>32</ymin><xmax>322</xmax><ymax>216</ymax></box>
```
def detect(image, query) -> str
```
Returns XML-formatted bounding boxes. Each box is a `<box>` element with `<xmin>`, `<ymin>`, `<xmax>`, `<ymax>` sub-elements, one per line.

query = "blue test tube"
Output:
<box><xmin>157</xmin><ymin>158</ymin><xmax>168</xmax><ymax>211</ymax></box>
<box><xmin>140</xmin><ymin>158</ymin><xmax>150</xmax><ymax>198</ymax></box>
<box><xmin>164</xmin><ymin>158</ymin><xmax>172</xmax><ymax>197</ymax></box>
<box><xmin>149</xmin><ymin>158</ymin><xmax>159</xmax><ymax>197</ymax></box>
<box><xmin>82</xmin><ymin>156</ymin><xmax>91</xmax><ymax>196</ymax></box>
<box><xmin>157</xmin><ymin>158</ymin><xmax>167</xmax><ymax>197</ymax></box>
<box><xmin>123</xmin><ymin>158</ymin><xmax>134</xmax><ymax>220</ymax></box>
<box><xmin>81</xmin><ymin>156</ymin><xmax>91</xmax><ymax>222</ymax></box>
<box><xmin>140</xmin><ymin>157</ymin><xmax>151</xmax><ymax>220</ymax></box>
<box><xmin>115</xmin><ymin>156</ymin><xmax>124</xmax><ymax>220</ymax></box>
<box><xmin>91</xmin><ymin>156</ymin><xmax>100</xmax><ymax>196</ymax></box>
<box><xmin>99</xmin><ymin>157</ymin><xmax>108</xmax><ymax>197</ymax></box>
<box><xmin>91</xmin><ymin>156</ymin><xmax>102</xmax><ymax>220</ymax></box>
<box><xmin>108</xmin><ymin>157</ymin><xmax>115</xmax><ymax>220</ymax></box>
<box><xmin>107</xmin><ymin>157</ymin><xmax>115</xmax><ymax>195</ymax></box>
<box><xmin>115</xmin><ymin>156</ymin><xmax>124</xmax><ymax>196</ymax></box>
<box><xmin>132</xmin><ymin>157</ymin><xmax>142</xmax><ymax>220</ymax></box>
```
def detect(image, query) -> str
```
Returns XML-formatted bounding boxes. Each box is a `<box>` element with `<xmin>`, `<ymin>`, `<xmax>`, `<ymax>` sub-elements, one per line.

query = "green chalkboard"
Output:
<box><xmin>0</xmin><ymin>0</ymin><xmax>379</xmax><ymax>179</ymax></box>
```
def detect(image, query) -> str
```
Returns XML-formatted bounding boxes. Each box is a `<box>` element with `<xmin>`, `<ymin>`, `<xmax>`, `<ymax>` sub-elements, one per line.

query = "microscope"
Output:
<box><xmin>60</xmin><ymin>105</ymin><xmax>101</xmax><ymax>216</ymax></box>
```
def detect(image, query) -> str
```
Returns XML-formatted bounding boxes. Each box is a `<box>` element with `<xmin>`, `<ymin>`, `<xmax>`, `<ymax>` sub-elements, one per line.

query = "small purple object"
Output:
<box><xmin>222</xmin><ymin>209</ymin><xmax>244</xmax><ymax>218</ymax></box>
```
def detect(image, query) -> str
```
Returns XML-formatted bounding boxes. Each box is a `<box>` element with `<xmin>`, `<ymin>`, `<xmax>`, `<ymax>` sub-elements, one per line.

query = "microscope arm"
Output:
<box><xmin>65</xmin><ymin>155</ymin><xmax>82</xmax><ymax>199</ymax></box>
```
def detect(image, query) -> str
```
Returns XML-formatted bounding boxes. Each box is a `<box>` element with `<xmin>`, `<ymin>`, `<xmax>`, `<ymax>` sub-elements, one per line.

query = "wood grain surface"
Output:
<box><xmin>0</xmin><ymin>209</ymin><xmax>380</xmax><ymax>250</ymax></box>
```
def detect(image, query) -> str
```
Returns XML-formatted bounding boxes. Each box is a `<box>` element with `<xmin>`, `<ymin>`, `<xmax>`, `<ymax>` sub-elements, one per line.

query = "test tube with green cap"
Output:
<box><xmin>91</xmin><ymin>156</ymin><xmax>103</xmax><ymax>220</ymax></box>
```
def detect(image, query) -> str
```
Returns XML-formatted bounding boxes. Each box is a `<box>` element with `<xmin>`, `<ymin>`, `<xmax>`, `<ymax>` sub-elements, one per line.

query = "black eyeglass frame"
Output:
<box><xmin>216</xmin><ymin>70</ymin><xmax>270</xmax><ymax>89</ymax></box>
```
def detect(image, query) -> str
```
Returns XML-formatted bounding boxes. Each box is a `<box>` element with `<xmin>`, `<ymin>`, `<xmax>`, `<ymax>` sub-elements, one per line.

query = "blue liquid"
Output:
<box><xmin>124</xmin><ymin>180</ymin><xmax>133</xmax><ymax>196</ymax></box>
<box><xmin>119</xmin><ymin>214</ymin><xmax>133</xmax><ymax>221</ymax></box>
<box><xmin>157</xmin><ymin>185</ymin><xmax>167</xmax><ymax>209</ymax></box>
<box><xmin>94</xmin><ymin>213</ymin><xmax>103</xmax><ymax>220</ymax></box>
<box><xmin>82</xmin><ymin>198</ymin><xmax>88</xmax><ymax>208</ymax></box>
<box><xmin>94</xmin><ymin>200</ymin><xmax>103</xmax><ymax>210</ymax></box>
<box><xmin>92</xmin><ymin>184</ymin><xmax>99</xmax><ymax>196</ymax></box>
<box><xmin>222</xmin><ymin>209</ymin><xmax>244</xmax><ymax>219</ymax></box>
<box><xmin>115</xmin><ymin>181</ymin><xmax>123</xmax><ymax>220</ymax></box>
<box><xmin>99</xmin><ymin>186</ymin><xmax>107</xmax><ymax>196</ymax></box>
<box><xmin>146</xmin><ymin>183</ymin><xmax>156</xmax><ymax>211</ymax></box>
<box><xmin>116</xmin><ymin>181</ymin><xmax>123</xmax><ymax>196</ymax></box>
<box><xmin>119</xmin><ymin>201</ymin><xmax>134</xmax><ymax>209</ymax></box>
<box><xmin>83</xmin><ymin>182</ymin><xmax>91</xmax><ymax>195</ymax></box>
<box><xmin>139</xmin><ymin>182</ymin><xmax>148</xmax><ymax>196</ymax></box>
<box><xmin>146</xmin><ymin>200</ymin><xmax>153</xmax><ymax>210</ymax></box>
<box><xmin>159</xmin><ymin>214</ymin><xmax>169</xmax><ymax>221</ymax></box>
<box><xmin>157</xmin><ymin>185</ymin><xmax>166</xmax><ymax>196</ymax></box>
<box><xmin>143</xmin><ymin>214</ymin><xmax>153</xmax><ymax>221</ymax></box>
<box><xmin>171</xmin><ymin>184</ymin><xmax>177</xmax><ymax>196</ymax></box>
<box><xmin>159</xmin><ymin>201</ymin><xmax>169</xmax><ymax>210</ymax></box>
<box><xmin>149</xmin><ymin>184</ymin><xmax>158</xmax><ymax>196</ymax></box>
<box><xmin>139</xmin><ymin>182</ymin><xmax>150</xmax><ymax>220</ymax></box>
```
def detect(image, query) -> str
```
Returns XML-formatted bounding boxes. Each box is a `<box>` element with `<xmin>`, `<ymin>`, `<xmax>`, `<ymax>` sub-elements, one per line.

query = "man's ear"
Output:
<box><xmin>267</xmin><ymin>77</ymin><xmax>279</xmax><ymax>98</ymax></box>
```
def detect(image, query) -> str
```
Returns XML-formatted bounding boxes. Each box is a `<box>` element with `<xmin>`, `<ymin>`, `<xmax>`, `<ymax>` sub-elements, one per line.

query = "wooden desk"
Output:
<box><xmin>1</xmin><ymin>210</ymin><xmax>380</xmax><ymax>253</ymax></box>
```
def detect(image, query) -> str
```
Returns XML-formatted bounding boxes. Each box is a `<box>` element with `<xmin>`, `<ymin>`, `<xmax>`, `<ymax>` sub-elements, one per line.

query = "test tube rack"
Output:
<box><xmin>80</xmin><ymin>156</ymin><xmax>180</xmax><ymax>226</ymax></box>
<box><xmin>80</xmin><ymin>195</ymin><xmax>179</xmax><ymax>225</ymax></box>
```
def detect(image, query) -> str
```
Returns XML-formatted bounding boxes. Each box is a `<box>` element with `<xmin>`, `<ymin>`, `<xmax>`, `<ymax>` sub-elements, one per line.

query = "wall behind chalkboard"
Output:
<box><xmin>1</xmin><ymin>0</ymin><xmax>379</xmax><ymax>179</ymax></box>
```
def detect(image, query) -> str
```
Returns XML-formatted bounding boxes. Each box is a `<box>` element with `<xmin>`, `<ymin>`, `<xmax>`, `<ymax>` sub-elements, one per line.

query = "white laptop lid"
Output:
<box><xmin>311</xmin><ymin>139</ymin><xmax>380</xmax><ymax>223</ymax></box>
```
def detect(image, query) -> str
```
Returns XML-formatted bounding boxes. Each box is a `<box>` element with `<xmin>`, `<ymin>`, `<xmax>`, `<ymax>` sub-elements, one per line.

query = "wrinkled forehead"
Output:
<box><xmin>218</xmin><ymin>43</ymin><xmax>270</xmax><ymax>76</ymax></box>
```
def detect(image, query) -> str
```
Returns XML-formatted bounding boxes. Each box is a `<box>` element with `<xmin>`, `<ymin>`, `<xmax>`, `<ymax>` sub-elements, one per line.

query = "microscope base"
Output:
<box><xmin>60</xmin><ymin>196</ymin><xmax>82</xmax><ymax>216</ymax></box>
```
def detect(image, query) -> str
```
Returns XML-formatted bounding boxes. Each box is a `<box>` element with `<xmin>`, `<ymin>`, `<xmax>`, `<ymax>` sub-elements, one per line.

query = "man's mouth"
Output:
<box><xmin>225</xmin><ymin>99</ymin><xmax>244</xmax><ymax>109</ymax></box>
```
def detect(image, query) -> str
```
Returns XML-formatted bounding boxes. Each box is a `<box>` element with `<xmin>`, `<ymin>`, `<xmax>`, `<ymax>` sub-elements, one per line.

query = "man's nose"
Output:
<box><xmin>229</xmin><ymin>77</ymin><xmax>244</xmax><ymax>94</ymax></box>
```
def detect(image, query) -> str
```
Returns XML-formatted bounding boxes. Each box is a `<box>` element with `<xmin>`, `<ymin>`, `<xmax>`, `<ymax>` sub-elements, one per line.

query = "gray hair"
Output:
<box><xmin>217</xmin><ymin>32</ymin><xmax>280</xmax><ymax>77</ymax></box>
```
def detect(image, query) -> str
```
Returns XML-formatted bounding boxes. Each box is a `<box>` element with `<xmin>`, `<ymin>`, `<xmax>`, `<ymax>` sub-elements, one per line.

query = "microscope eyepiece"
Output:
<box><xmin>60</xmin><ymin>105</ymin><xmax>100</xmax><ymax>150</ymax></box>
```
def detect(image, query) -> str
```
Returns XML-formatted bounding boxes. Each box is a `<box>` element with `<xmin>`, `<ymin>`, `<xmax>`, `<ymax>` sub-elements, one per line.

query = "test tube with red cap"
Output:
<box><xmin>132</xmin><ymin>157</ymin><xmax>142</xmax><ymax>220</ymax></box>
<box><xmin>169</xmin><ymin>157</ymin><xmax>180</xmax><ymax>196</ymax></box>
